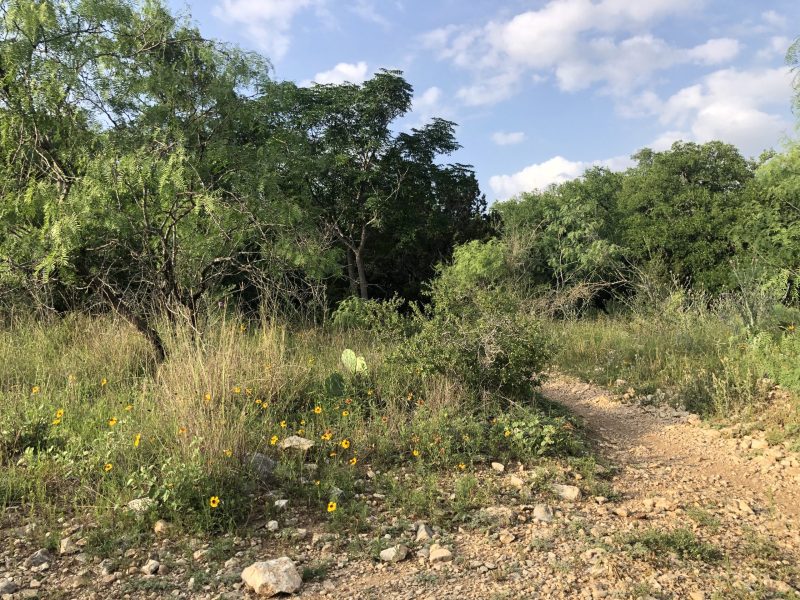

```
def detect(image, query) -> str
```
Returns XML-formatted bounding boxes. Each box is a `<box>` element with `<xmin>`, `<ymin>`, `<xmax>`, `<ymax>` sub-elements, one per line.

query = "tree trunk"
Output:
<box><xmin>354</xmin><ymin>249</ymin><xmax>369</xmax><ymax>300</ymax></box>
<box><xmin>346</xmin><ymin>249</ymin><xmax>359</xmax><ymax>296</ymax></box>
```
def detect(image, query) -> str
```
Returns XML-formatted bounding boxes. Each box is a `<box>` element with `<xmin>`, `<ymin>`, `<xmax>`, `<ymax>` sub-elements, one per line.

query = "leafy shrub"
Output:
<box><xmin>331</xmin><ymin>296</ymin><xmax>409</xmax><ymax>336</ymax></box>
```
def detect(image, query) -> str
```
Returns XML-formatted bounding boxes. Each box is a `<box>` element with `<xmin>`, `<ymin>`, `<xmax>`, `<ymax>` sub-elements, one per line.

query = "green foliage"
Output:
<box><xmin>331</xmin><ymin>296</ymin><xmax>409</xmax><ymax>335</ymax></box>
<box><xmin>497</xmin><ymin>413</ymin><xmax>582</xmax><ymax>457</ymax></box>
<box><xmin>621</xmin><ymin>528</ymin><xmax>722</xmax><ymax>563</ymax></box>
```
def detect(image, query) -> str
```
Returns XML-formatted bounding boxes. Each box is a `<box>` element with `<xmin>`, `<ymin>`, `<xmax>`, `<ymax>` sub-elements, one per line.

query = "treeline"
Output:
<box><xmin>0</xmin><ymin>0</ymin><xmax>488</xmax><ymax>356</ymax></box>
<box><xmin>472</xmin><ymin>139</ymin><xmax>800</xmax><ymax>317</ymax></box>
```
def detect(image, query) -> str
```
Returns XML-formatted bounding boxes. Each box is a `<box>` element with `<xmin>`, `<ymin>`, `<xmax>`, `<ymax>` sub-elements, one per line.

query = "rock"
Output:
<box><xmin>0</xmin><ymin>579</ymin><xmax>18</xmax><ymax>595</ymax></box>
<box><xmin>491</xmin><ymin>462</ymin><xmax>505</xmax><ymax>473</ymax></box>
<box><xmin>193</xmin><ymin>549</ymin><xmax>209</xmax><ymax>562</ymax></box>
<box><xmin>153</xmin><ymin>520</ymin><xmax>170</xmax><ymax>535</ymax></box>
<box><xmin>24</xmin><ymin>550</ymin><xmax>52</xmax><ymax>569</ymax></box>
<box><xmin>279</xmin><ymin>436</ymin><xmax>314</xmax><ymax>451</ymax></box>
<box><xmin>99</xmin><ymin>559</ymin><xmax>116</xmax><ymax>576</ymax></box>
<box><xmin>688</xmin><ymin>592</ymin><xmax>705</xmax><ymax>600</ymax></box>
<box><xmin>274</xmin><ymin>499</ymin><xmax>289</xmax><ymax>510</ymax></box>
<box><xmin>533</xmin><ymin>504</ymin><xmax>554</xmax><ymax>523</ymax></box>
<box><xmin>415</xmin><ymin>523</ymin><xmax>434</xmax><ymax>542</ymax></box>
<box><xmin>141</xmin><ymin>559</ymin><xmax>160</xmax><ymax>576</ymax></box>
<box><xmin>479</xmin><ymin>506</ymin><xmax>515</xmax><ymax>526</ymax></box>
<box><xmin>751</xmin><ymin>439</ymin><xmax>769</xmax><ymax>451</ymax></box>
<box><xmin>499</xmin><ymin>530</ymin><xmax>516</xmax><ymax>544</ymax></box>
<box><xmin>379</xmin><ymin>544</ymin><xmax>409</xmax><ymax>563</ymax></box>
<box><xmin>508</xmin><ymin>475</ymin><xmax>525</xmax><ymax>489</ymax></box>
<box><xmin>241</xmin><ymin>557</ymin><xmax>302</xmax><ymax>597</ymax></box>
<box><xmin>247</xmin><ymin>452</ymin><xmax>277</xmax><ymax>481</ymax></box>
<box><xmin>551</xmin><ymin>483</ymin><xmax>582</xmax><ymax>501</ymax></box>
<box><xmin>428</xmin><ymin>544</ymin><xmax>453</xmax><ymax>564</ymax></box>
<box><xmin>126</xmin><ymin>497</ymin><xmax>156</xmax><ymax>514</ymax></box>
<box><xmin>266</xmin><ymin>520</ymin><xmax>279</xmax><ymax>532</ymax></box>
<box><xmin>59</xmin><ymin>536</ymin><xmax>79</xmax><ymax>556</ymax></box>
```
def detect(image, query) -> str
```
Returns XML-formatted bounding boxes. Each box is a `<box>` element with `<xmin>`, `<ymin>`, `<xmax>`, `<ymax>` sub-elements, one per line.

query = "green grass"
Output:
<box><xmin>620</xmin><ymin>527</ymin><xmax>722</xmax><ymax>563</ymax></box>
<box><xmin>0</xmin><ymin>312</ymin><xmax>585</xmax><ymax>541</ymax></box>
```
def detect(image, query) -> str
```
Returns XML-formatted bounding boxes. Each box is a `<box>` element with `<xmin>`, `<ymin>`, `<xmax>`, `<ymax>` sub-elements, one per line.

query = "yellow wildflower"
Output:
<box><xmin>101</xmin><ymin>378</ymin><xmax>108</xmax><ymax>387</ymax></box>
<box><xmin>367</xmin><ymin>389</ymin><xmax>374</xmax><ymax>396</ymax></box>
<box><xmin>103</xmin><ymin>463</ymin><xmax>113</xmax><ymax>472</ymax></box>
<box><xmin>233</xmin><ymin>386</ymin><xmax>241</xmax><ymax>394</ymax></box>
<box><xmin>31</xmin><ymin>385</ymin><xmax>40</xmax><ymax>395</ymax></box>
<box><xmin>342</xmin><ymin>410</ymin><xmax>349</xmax><ymax>417</ymax></box>
<box><xmin>327</xmin><ymin>501</ymin><xmax>337</xmax><ymax>512</ymax></box>
<box><xmin>133</xmin><ymin>433</ymin><xmax>141</xmax><ymax>448</ymax></box>
<box><xmin>300</xmin><ymin>419</ymin><xmax>306</xmax><ymax>426</ymax></box>
<box><xmin>280</xmin><ymin>420</ymin><xmax>287</xmax><ymax>428</ymax></box>
<box><xmin>125</xmin><ymin>404</ymin><xmax>133</xmax><ymax>411</ymax></box>
<box><xmin>178</xmin><ymin>426</ymin><xmax>187</xmax><ymax>435</ymax></box>
<box><xmin>209</xmin><ymin>496</ymin><xmax>220</xmax><ymax>508</ymax></box>
<box><xmin>412</xmin><ymin>449</ymin><xmax>420</xmax><ymax>457</ymax></box>
<box><xmin>314</xmin><ymin>406</ymin><xmax>322</xmax><ymax>414</ymax></box>
<box><xmin>458</xmin><ymin>463</ymin><xmax>466</xmax><ymax>470</ymax></box>
<box><xmin>349</xmin><ymin>456</ymin><xmax>358</xmax><ymax>466</ymax></box>
<box><xmin>504</xmin><ymin>429</ymin><xmax>511</xmax><ymax>437</ymax></box>
<box><xmin>108</xmin><ymin>417</ymin><xmax>118</xmax><ymax>427</ymax></box>
<box><xmin>340</xmin><ymin>439</ymin><xmax>351</xmax><ymax>449</ymax></box>
<box><xmin>55</xmin><ymin>408</ymin><xmax>64</xmax><ymax>419</ymax></box>
<box><xmin>270</xmin><ymin>435</ymin><xmax>279</xmax><ymax>445</ymax></box>
<box><xmin>224</xmin><ymin>449</ymin><xmax>232</xmax><ymax>457</ymax></box>
<box><xmin>52</xmin><ymin>418</ymin><xmax>61</xmax><ymax>425</ymax></box>
<box><xmin>204</xmin><ymin>393</ymin><xmax>212</xmax><ymax>402</ymax></box>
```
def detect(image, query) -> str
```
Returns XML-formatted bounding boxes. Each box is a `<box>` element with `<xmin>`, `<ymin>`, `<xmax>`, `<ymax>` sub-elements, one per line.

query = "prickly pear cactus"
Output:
<box><xmin>341</xmin><ymin>349</ymin><xmax>367</xmax><ymax>375</ymax></box>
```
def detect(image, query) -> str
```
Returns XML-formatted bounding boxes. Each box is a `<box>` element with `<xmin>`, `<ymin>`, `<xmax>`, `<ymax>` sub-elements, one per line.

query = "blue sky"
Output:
<box><xmin>171</xmin><ymin>0</ymin><xmax>799</xmax><ymax>201</ymax></box>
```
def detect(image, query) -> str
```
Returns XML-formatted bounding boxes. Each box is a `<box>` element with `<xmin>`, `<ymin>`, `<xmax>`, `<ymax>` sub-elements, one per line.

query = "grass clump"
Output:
<box><xmin>620</xmin><ymin>527</ymin><xmax>722</xmax><ymax>563</ymax></box>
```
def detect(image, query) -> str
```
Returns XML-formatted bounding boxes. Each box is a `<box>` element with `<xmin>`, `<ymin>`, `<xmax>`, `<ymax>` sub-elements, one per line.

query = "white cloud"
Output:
<box><xmin>492</xmin><ymin>131</ymin><xmax>526</xmax><ymax>146</ymax></box>
<box><xmin>761</xmin><ymin>10</ymin><xmax>787</xmax><ymax>30</ymax></box>
<box><xmin>409</xmin><ymin>86</ymin><xmax>452</xmax><ymax>126</ymax></box>
<box><xmin>303</xmin><ymin>61</ymin><xmax>369</xmax><ymax>86</ymax></box>
<box><xmin>349</xmin><ymin>0</ymin><xmax>389</xmax><ymax>27</ymax></box>
<box><xmin>422</xmin><ymin>0</ymin><xmax>741</xmax><ymax>105</ymax></box>
<box><xmin>643</xmin><ymin>67</ymin><xmax>794</xmax><ymax>155</ymax></box>
<box><xmin>489</xmin><ymin>154</ymin><xmax>633</xmax><ymax>199</ymax></box>
<box><xmin>756</xmin><ymin>36</ymin><xmax>792</xmax><ymax>61</ymax></box>
<box><xmin>212</xmin><ymin>0</ymin><xmax>319</xmax><ymax>60</ymax></box>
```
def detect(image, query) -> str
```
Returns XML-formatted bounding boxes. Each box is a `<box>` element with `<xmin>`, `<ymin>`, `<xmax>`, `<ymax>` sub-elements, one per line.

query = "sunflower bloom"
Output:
<box><xmin>340</xmin><ymin>439</ymin><xmax>350</xmax><ymax>449</ymax></box>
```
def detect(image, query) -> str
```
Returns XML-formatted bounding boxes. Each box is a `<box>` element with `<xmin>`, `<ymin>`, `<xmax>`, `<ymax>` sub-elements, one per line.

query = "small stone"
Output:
<box><xmin>499</xmin><ymin>530</ymin><xmax>516</xmax><ymax>544</ymax></box>
<box><xmin>551</xmin><ymin>483</ymin><xmax>582</xmax><ymax>501</ymax></box>
<box><xmin>266</xmin><ymin>520</ymin><xmax>279</xmax><ymax>532</ymax></box>
<box><xmin>379</xmin><ymin>544</ymin><xmax>409</xmax><ymax>563</ymax></box>
<box><xmin>59</xmin><ymin>537</ymin><xmax>79</xmax><ymax>556</ymax></box>
<box><xmin>24</xmin><ymin>550</ymin><xmax>52</xmax><ymax>569</ymax></box>
<box><xmin>193</xmin><ymin>548</ymin><xmax>210</xmax><ymax>562</ymax></box>
<box><xmin>241</xmin><ymin>557</ymin><xmax>302</xmax><ymax>597</ymax></box>
<box><xmin>533</xmin><ymin>504</ymin><xmax>554</xmax><ymax>523</ymax></box>
<box><xmin>126</xmin><ymin>497</ymin><xmax>156</xmax><ymax>514</ymax></box>
<box><xmin>480</xmin><ymin>506</ymin><xmax>515</xmax><ymax>525</ymax></box>
<box><xmin>141</xmin><ymin>559</ymin><xmax>160</xmax><ymax>576</ymax></box>
<box><xmin>491</xmin><ymin>462</ymin><xmax>505</xmax><ymax>473</ymax></box>
<box><xmin>750</xmin><ymin>439</ymin><xmax>769</xmax><ymax>450</ymax></box>
<box><xmin>688</xmin><ymin>592</ymin><xmax>705</xmax><ymax>600</ymax></box>
<box><xmin>508</xmin><ymin>475</ymin><xmax>525</xmax><ymax>489</ymax></box>
<box><xmin>153</xmin><ymin>520</ymin><xmax>170</xmax><ymax>535</ymax></box>
<box><xmin>279</xmin><ymin>436</ymin><xmax>314</xmax><ymax>451</ymax></box>
<box><xmin>415</xmin><ymin>524</ymin><xmax>434</xmax><ymax>542</ymax></box>
<box><xmin>613</xmin><ymin>507</ymin><xmax>629</xmax><ymax>518</ymax></box>
<box><xmin>274</xmin><ymin>499</ymin><xmax>289</xmax><ymax>510</ymax></box>
<box><xmin>428</xmin><ymin>544</ymin><xmax>453</xmax><ymax>564</ymax></box>
<box><xmin>0</xmin><ymin>580</ymin><xmax>18</xmax><ymax>595</ymax></box>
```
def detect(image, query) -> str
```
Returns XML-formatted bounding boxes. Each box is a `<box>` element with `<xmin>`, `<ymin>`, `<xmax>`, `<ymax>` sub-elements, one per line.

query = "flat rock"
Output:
<box><xmin>247</xmin><ymin>452</ymin><xmax>277</xmax><ymax>481</ymax></box>
<box><xmin>429</xmin><ymin>544</ymin><xmax>453</xmax><ymax>563</ymax></box>
<box><xmin>59</xmin><ymin>537</ymin><xmax>79</xmax><ymax>556</ymax></box>
<box><xmin>279</xmin><ymin>436</ymin><xmax>314</xmax><ymax>451</ymax></box>
<box><xmin>551</xmin><ymin>483</ymin><xmax>582</xmax><ymax>501</ymax></box>
<box><xmin>0</xmin><ymin>579</ymin><xmax>18</xmax><ymax>595</ymax></box>
<box><xmin>491</xmin><ymin>462</ymin><xmax>505</xmax><ymax>473</ymax></box>
<box><xmin>533</xmin><ymin>503</ymin><xmax>554</xmax><ymax>523</ymax></box>
<box><xmin>415</xmin><ymin>523</ymin><xmax>434</xmax><ymax>542</ymax></box>
<box><xmin>379</xmin><ymin>544</ymin><xmax>409</xmax><ymax>563</ymax></box>
<box><xmin>141</xmin><ymin>559</ymin><xmax>160</xmax><ymax>576</ymax></box>
<box><xmin>24</xmin><ymin>550</ymin><xmax>52</xmax><ymax>569</ymax></box>
<box><xmin>241</xmin><ymin>557</ymin><xmax>302</xmax><ymax>597</ymax></box>
<box><xmin>153</xmin><ymin>520</ymin><xmax>170</xmax><ymax>535</ymax></box>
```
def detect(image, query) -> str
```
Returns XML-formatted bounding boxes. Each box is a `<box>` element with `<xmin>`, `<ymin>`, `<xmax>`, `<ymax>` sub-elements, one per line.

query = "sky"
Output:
<box><xmin>170</xmin><ymin>0</ymin><xmax>799</xmax><ymax>201</ymax></box>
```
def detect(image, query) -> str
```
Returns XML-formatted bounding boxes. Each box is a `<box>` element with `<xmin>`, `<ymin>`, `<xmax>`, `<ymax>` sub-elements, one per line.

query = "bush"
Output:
<box><xmin>331</xmin><ymin>296</ymin><xmax>410</xmax><ymax>337</ymax></box>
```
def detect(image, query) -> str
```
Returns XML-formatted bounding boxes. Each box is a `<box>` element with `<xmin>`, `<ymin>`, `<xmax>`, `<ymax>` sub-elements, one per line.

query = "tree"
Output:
<box><xmin>291</xmin><ymin>71</ymin><xmax>484</xmax><ymax>300</ymax></box>
<box><xmin>0</xmin><ymin>0</ymin><xmax>325</xmax><ymax>357</ymax></box>
<box><xmin>616</xmin><ymin>141</ymin><xmax>755</xmax><ymax>293</ymax></box>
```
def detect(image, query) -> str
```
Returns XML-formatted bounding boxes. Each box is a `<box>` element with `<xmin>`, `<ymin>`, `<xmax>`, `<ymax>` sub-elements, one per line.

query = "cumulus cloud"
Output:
<box><xmin>489</xmin><ymin>155</ymin><xmax>633</xmax><ymax>199</ymax></box>
<box><xmin>641</xmin><ymin>67</ymin><xmax>794</xmax><ymax>155</ymax></box>
<box><xmin>492</xmin><ymin>131</ymin><xmax>526</xmax><ymax>146</ymax></box>
<box><xmin>303</xmin><ymin>61</ymin><xmax>369</xmax><ymax>86</ymax></box>
<box><xmin>212</xmin><ymin>0</ymin><xmax>319</xmax><ymax>60</ymax></box>
<box><xmin>422</xmin><ymin>0</ymin><xmax>741</xmax><ymax>104</ymax></box>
